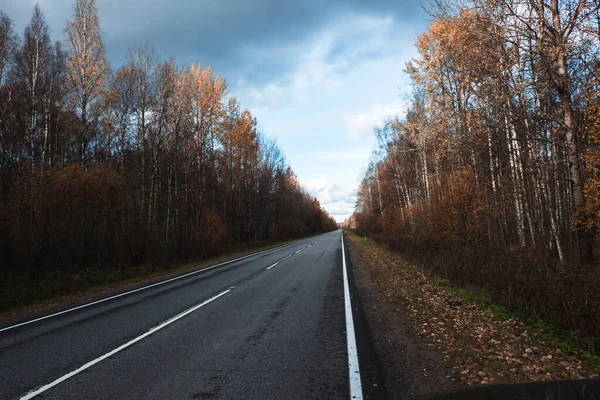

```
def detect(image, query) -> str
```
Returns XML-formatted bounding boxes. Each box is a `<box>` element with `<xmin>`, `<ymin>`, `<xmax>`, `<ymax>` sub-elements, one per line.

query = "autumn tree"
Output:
<box><xmin>220</xmin><ymin>101</ymin><xmax>259</xmax><ymax>240</ymax></box>
<box><xmin>531</xmin><ymin>0</ymin><xmax>594</xmax><ymax>262</ymax></box>
<box><xmin>65</xmin><ymin>0</ymin><xmax>109</xmax><ymax>167</ymax></box>
<box><xmin>578</xmin><ymin>69</ymin><xmax>600</xmax><ymax>239</ymax></box>
<box><xmin>0</xmin><ymin>11</ymin><xmax>17</xmax><ymax>84</ymax></box>
<box><xmin>9</xmin><ymin>5</ymin><xmax>66</xmax><ymax>169</ymax></box>
<box><xmin>0</xmin><ymin>2</ymin><xmax>336</xmax><ymax>312</ymax></box>
<box><xmin>0</xmin><ymin>11</ymin><xmax>18</xmax><ymax>171</ymax></box>
<box><xmin>355</xmin><ymin>0</ymin><xmax>600</xmax><ymax>350</ymax></box>
<box><xmin>105</xmin><ymin>64</ymin><xmax>136</xmax><ymax>172</ymax></box>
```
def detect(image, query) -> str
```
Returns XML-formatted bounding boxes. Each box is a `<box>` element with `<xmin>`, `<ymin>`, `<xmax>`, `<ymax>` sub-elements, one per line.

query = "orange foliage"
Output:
<box><xmin>50</xmin><ymin>165</ymin><xmax>124</xmax><ymax>210</ymax></box>
<box><xmin>578</xmin><ymin>73</ymin><xmax>600</xmax><ymax>239</ymax></box>
<box><xmin>194</xmin><ymin>208</ymin><xmax>228</xmax><ymax>256</ymax></box>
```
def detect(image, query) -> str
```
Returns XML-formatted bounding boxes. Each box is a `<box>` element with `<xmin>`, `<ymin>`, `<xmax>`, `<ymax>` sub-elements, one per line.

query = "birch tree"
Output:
<box><xmin>532</xmin><ymin>0</ymin><xmax>594</xmax><ymax>262</ymax></box>
<box><xmin>10</xmin><ymin>5</ymin><xmax>55</xmax><ymax>166</ymax></box>
<box><xmin>0</xmin><ymin>11</ymin><xmax>18</xmax><ymax>167</ymax></box>
<box><xmin>65</xmin><ymin>0</ymin><xmax>108</xmax><ymax>167</ymax></box>
<box><xmin>0</xmin><ymin>11</ymin><xmax>17</xmax><ymax>84</ymax></box>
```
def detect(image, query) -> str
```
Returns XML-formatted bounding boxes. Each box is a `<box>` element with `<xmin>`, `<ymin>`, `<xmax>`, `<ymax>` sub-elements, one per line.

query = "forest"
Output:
<box><xmin>355</xmin><ymin>0</ymin><xmax>600</xmax><ymax>351</ymax></box>
<box><xmin>0</xmin><ymin>1</ymin><xmax>336</xmax><ymax>310</ymax></box>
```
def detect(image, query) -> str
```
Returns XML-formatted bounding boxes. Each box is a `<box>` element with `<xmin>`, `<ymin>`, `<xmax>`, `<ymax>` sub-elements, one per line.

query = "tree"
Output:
<box><xmin>65</xmin><ymin>0</ymin><xmax>109</xmax><ymax>167</ymax></box>
<box><xmin>0</xmin><ymin>11</ymin><xmax>17</xmax><ymax>84</ymax></box>
<box><xmin>530</xmin><ymin>0</ymin><xmax>595</xmax><ymax>262</ymax></box>
<box><xmin>0</xmin><ymin>11</ymin><xmax>18</xmax><ymax>170</ymax></box>
<box><xmin>105</xmin><ymin>65</ymin><xmax>136</xmax><ymax>173</ymax></box>
<box><xmin>0</xmin><ymin>2</ymin><xmax>337</xmax><ymax>313</ymax></box>
<box><xmin>9</xmin><ymin>5</ymin><xmax>59</xmax><ymax>167</ymax></box>
<box><xmin>354</xmin><ymin>0</ymin><xmax>600</xmax><ymax>351</ymax></box>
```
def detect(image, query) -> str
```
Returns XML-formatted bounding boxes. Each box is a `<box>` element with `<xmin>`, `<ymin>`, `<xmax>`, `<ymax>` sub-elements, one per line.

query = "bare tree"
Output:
<box><xmin>0</xmin><ymin>11</ymin><xmax>18</xmax><ymax>84</ymax></box>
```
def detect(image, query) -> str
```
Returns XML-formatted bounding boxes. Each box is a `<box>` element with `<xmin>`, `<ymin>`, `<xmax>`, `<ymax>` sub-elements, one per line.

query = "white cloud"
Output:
<box><xmin>311</xmin><ymin>147</ymin><xmax>373</xmax><ymax>162</ymax></box>
<box><xmin>226</xmin><ymin>12</ymin><xmax>425</xmax><ymax>222</ymax></box>
<box><xmin>235</xmin><ymin>32</ymin><xmax>345</xmax><ymax>108</ymax></box>
<box><xmin>344</xmin><ymin>101</ymin><xmax>407</xmax><ymax>141</ymax></box>
<box><xmin>235</xmin><ymin>14</ymin><xmax>400</xmax><ymax>109</ymax></box>
<box><xmin>303</xmin><ymin>178</ymin><xmax>329</xmax><ymax>193</ymax></box>
<box><xmin>301</xmin><ymin>177</ymin><xmax>357</xmax><ymax>221</ymax></box>
<box><xmin>326</xmin><ymin>201</ymin><xmax>356</xmax><ymax>216</ymax></box>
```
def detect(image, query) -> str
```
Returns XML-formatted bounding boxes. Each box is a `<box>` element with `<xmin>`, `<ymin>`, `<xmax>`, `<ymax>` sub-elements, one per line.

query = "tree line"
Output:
<box><xmin>0</xmin><ymin>0</ymin><xmax>336</xmax><ymax>307</ymax></box>
<box><xmin>355</xmin><ymin>0</ymin><xmax>600</xmax><ymax>350</ymax></box>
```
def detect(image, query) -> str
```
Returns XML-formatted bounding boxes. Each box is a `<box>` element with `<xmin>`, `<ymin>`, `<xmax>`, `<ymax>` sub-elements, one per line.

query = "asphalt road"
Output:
<box><xmin>0</xmin><ymin>230</ymin><xmax>385</xmax><ymax>399</ymax></box>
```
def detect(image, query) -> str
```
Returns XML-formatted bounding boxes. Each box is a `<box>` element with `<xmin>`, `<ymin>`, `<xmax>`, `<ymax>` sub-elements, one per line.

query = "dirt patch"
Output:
<box><xmin>347</xmin><ymin>234</ymin><xmax>457</xmax><ymax>399</ymax></box>
<box><xmin>345</xmin><ymin>232</ymin><xmax>599</xmax><ymax>397</ymax></box>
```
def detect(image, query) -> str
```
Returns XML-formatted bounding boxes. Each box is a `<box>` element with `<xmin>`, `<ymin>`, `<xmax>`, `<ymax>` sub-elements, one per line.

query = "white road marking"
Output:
<box><xmin>266</xmin><ymin>262</ymin><xmax>279</xmax><ymax>270</ymax></box>
<box><xmin>308</xmin><ymin>245</ymin><xmax>311</xmax><ymax>248</ymax></box>
<box><xmin>0</xmin><ymin>240</ymin><xmax>299</xmax><ymax>333</ymax></box>
<box><xmin>295</xmin><ymin>249</ymin><xmax>303</xmax><ymax>254</ymax></box>
<box><xmin>265</xmin><ymin>254</ymin><xmax>293</xmax><ymax>271</ymax></box>
<box><xmin>341</xmin><ymin>233</ymin><xmax>363</xmax><ymax>400</ymax></box>
<box><xmin>19</xmin><ymin>289</ymin><xmax>231</xmax><ymax>400</ymax></box>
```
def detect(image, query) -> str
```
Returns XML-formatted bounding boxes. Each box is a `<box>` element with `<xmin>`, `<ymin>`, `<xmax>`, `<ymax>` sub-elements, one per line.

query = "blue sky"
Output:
<box><xmin>1</xmin><ymin>0</ymin><xmax>430</xmax><ymax>221</ymax></box>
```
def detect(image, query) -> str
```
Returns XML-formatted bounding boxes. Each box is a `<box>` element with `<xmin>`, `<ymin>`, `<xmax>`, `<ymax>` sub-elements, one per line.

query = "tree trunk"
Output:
<box><xmin>549</xmin><ymin>0</ymin><xmax>594</xmax><ymax>263</ymax></box>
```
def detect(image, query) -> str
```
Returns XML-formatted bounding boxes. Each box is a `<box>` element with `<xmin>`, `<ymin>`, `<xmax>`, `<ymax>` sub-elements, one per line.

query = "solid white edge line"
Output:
<box><xmin>0</xmin><ymin>238</ymin><xmax>304</xmax><ymax>333</ymax></box>
<box><xmin>341</xmin><ymin>232</ymin><xmax>363</xmax><ymax>400</ymax></box>
<box><xmin>19</xmin><ymin>289</ymin><xmax>231</xmax><ymax>400</ymax></box>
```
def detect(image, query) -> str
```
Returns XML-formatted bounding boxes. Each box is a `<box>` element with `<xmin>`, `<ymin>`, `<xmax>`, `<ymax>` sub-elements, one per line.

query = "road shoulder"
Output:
<box><xmin>345</xmin><ymin>231</ymin><xmax>599</xmax><ymax>396</ymax></box>
<box><xmin>346</xmin><ymin>232</ymin><xmax>456</xmax><ymax>399</ymax></box>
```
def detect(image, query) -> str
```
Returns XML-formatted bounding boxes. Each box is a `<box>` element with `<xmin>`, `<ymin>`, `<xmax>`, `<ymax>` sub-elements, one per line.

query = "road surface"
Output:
<box><xmin>0</xmin><ymin>231</ymin><xmax>385</xmax><ymax>399</ymax></box>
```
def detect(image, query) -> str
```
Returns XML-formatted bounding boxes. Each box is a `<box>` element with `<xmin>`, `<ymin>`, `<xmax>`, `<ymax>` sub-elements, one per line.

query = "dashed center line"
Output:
<box><xmin>295</xmin><ymin>249</ymin><xmax>303</xmax><ymax>254</ymax></box>
<box><xmin>265</xmin><ymin>254</ymin><xmax>293</xmax><ymax>271</ymax></box>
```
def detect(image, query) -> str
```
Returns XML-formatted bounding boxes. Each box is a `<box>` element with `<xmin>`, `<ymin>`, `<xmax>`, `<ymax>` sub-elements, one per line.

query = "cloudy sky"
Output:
<box><xmin>1</xmin><ymin>0</ymin><xmax>430</xmax><ymax>222</ymax></box>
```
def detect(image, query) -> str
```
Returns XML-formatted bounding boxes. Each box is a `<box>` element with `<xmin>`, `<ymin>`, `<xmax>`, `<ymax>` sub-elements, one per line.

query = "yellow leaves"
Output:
<box><xmin>220</xmin><ymin>105</ymin><xmax>259</xmax><ymax>183</ymax></box>
<box><xmin>412</xmin><ymin>8</ymin><xmax>502</xmax><ymax>98</ymax></box>
<box><xmin>65</xmin><ymin>0</ymin><xmax>108</xmax><ymax>109</ymax></box>
<box><xmin>175</xmin><ymin>62</ymin><xmax>228</xmax><ymax>151</ymax></box>
<box><xmin>576</xmin><ymin>67</ymin><xmax>600</xmax><ymax>238</ymax></box>
<box><xmin>186</xmin><ymin>63</ymin><xmax>226</xmax><ymax>106</ymax></box>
